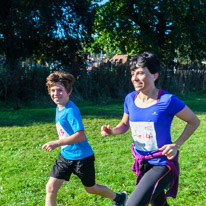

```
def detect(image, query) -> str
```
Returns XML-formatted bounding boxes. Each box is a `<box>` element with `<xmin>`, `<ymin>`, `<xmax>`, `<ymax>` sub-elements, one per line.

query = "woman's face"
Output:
<box><xmin>131</xmin><ymin>67</ymin><xmax>156</xmax><ymax>92</ymax></box>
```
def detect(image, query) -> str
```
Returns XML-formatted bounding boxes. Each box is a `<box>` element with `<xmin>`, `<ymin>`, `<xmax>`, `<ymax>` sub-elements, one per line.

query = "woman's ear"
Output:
<box><xmin>153</xmin><ymin>73</ymin><xmax>159</xmax><ymax>81</ymax></box>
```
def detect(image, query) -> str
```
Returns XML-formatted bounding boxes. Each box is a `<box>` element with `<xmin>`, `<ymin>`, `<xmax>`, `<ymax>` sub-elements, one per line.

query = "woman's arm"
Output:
<box><xmin>101</xmin><ymin>113</ymin><xmax>130</xmax><ymax>136</ymax></box>
<box><xmin>173</xmin><ymin>105</ymin><xmax>200</xmax><ymax>148</ymax></box>
<box><xmin>160</xmin><ymin>106</ymin><xmax>200</xmax><ymax>159</ymax></box>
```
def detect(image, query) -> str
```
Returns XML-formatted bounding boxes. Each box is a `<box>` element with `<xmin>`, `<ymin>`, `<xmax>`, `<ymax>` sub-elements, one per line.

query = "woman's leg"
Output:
<box><xmin>126</xmin><ymin>165</ymin><xmax>172</xmax><ymax>206</ymax></box>
<box><xmin>150</xmin><ymin>191</ymin><xmax>170</xmax><ymax>206</ymax></box>
<box><xmin>45</xmin><ymin>177</ymin><xmax>64</xmax><ymax>206</ymax></box>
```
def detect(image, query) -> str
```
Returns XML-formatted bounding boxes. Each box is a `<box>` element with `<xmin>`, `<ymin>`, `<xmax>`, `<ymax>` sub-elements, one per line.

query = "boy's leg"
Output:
<box><xmin>74</xmin><ymin>155</ymin><xmax>127</xmax><ymax>205</ymax></box>
<box><xmin>84</xmin><ymin>185</ymin><xmax>127</xmax><ymax>205</ymax></box>
<box><xmin>45</xmin><ymin>177</ymin><xmax>64</xmax><ymax>206</ymax></box>
<box><xmin>126</xmin><ymin>165</ymin><xmax>172</xmax><ymax>206</ymax></box>
<box><xmin>84</xmin><ymin>184</ymin><xmax>116</xmax><ymax>199</ymax></box>
<box><xmin>74</xmin><ymin>154</ymin><xmax>114</xmax><ymax>199</ymax></box>
<box><xmin>46</xmin><ymin>153</ymin><xmax>73</xmax><ymax>206</ymax></box>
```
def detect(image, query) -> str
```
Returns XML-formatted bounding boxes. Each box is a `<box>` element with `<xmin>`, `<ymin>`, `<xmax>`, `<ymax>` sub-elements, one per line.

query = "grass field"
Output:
<box><xmin>0</xmin><ymin>96</ymin><xmax>205</xmax><ymax>206</ymax></box>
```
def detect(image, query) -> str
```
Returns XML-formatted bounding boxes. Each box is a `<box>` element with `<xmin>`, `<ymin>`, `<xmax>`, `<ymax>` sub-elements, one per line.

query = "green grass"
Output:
<box><xmin>0</xmin><ymin>97</ymin><xmax>205</xmax><ymax>206</ymax></box>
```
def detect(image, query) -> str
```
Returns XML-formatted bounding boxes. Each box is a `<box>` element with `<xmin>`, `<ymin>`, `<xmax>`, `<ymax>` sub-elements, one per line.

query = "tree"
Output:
<box><xmin>0</xmin><ymin>0</ymin><xmax>96</xmax><ymax>102</ymax></box>
<box><xmin>89</xmin><ymin>0</ymin><xmax>206</xmax><ymax>63</ymax></box>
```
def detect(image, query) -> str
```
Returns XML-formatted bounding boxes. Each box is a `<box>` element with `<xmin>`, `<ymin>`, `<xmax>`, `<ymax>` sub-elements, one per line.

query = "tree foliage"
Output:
<box><xmin>0</xmin><ymin>0</ymin><xmax>96</xmax><ymax>64</ymax></box>
<box><xmin>90</xmin><ymin>0</ymin><xmax>206</xmax><ymax>63</ymax></box>
<box><xmin>0</xmin><ymin>0</ymin><xmax>96</xmax><ymax>101</ymax></box>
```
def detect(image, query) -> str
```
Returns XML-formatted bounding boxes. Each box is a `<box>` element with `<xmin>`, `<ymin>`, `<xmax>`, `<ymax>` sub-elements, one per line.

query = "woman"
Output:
<box><xmin>101</xmin><ymin>52</ymin><xmax>200</xmax><ymax>206</ymax></box>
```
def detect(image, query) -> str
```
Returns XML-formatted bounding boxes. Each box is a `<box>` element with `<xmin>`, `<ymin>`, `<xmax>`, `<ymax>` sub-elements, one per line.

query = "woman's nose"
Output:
<box><xmin>133</xmin><ymin>74</ymin><xmax>139</xmax><ymax>80</ymax></box>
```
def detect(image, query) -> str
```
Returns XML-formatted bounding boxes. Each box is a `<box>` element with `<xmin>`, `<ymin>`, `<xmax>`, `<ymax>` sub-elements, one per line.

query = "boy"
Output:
<box><xmin>42</xmin><ymin>71</ymin><xmax>127</xmax><ymax>206</ymax></box>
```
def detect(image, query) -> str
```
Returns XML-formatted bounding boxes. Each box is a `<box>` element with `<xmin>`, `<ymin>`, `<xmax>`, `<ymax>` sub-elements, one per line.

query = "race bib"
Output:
<box><xmin>130</xmin><ymin>121</ymin><xmax>158</xmax><ymax>151</ymax></box>
<box><xmin>56</xmin><ymin>121</ymin><xmax>69</xmax><ymax>149</ymax></box>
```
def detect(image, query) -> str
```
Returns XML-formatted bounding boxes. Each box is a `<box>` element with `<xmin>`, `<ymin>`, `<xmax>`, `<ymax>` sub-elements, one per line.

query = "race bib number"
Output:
<box><xmin>130</xmin><ymin>121</ymin><xmax>158</xmax><ymax>151</ymax></box>
<box><xmin>56</xmin><ymin>121</ymin><xmax>69</xmax><ymax>149</ymax></box>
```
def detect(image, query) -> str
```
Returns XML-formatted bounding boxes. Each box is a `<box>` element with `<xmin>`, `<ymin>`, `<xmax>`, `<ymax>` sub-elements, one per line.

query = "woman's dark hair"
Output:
<box><xmin>129</xmin><ymin>52</ymin><xmax>161</xmax><ymax>74</ymax></box>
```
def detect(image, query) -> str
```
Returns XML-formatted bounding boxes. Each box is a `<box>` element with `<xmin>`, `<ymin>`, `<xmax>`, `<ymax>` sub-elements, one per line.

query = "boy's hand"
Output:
<box><xmin>101</xmin><ymin>125</ymin><xmax>113</xmax><ymax>137</ymax></box>
<box><xmin>42</xmin><ymin>140</ymin><xmax>59</xmax><ymax>152</ymax></box>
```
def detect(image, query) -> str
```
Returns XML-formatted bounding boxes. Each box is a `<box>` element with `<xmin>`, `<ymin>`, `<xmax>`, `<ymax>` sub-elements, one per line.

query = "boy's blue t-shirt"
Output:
<box><xmin>55</xmin><ymin>100</ymin><xmax>93</xmax><ymax>160</ymax></box>
<box><xmin>124</xmin><ymin>90</ymin><xmax>185</xmax><ymax>165</ymax></box>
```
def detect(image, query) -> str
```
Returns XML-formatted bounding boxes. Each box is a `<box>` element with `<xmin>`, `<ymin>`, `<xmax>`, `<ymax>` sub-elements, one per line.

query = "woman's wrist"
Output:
<box><xmin>173</xmin><ymin>141</ymin><xmax>181</xmax><ymax>149</ymax></box>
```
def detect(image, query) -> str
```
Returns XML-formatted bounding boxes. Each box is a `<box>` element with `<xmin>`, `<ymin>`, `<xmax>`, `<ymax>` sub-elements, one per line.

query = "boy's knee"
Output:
<box><xmin>46</xmin><ymin>182</ymin><xmax>58</xmax><ymax>194</ymax></box>
<box><xmin>84</xmin><ymin>185</ymin><xmax>96</xmax><ymax>194</ymax></box>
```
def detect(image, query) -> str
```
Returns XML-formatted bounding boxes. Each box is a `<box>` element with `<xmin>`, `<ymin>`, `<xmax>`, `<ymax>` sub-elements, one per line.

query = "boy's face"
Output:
<box><xmin>50</xmin><ymin>82</ymin><xmax>71</xmax><ymax>108</ymax></box>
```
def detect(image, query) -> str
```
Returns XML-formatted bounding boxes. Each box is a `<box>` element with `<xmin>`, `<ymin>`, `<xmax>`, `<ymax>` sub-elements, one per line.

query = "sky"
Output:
<box><xmin>99</xmin><ymin>0</ymin><xmax>109</xmax><ymax>5</ymax></box>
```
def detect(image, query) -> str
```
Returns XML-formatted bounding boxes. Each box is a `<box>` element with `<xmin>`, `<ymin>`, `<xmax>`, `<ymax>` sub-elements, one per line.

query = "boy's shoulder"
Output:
<box><xmin>56</xmin><ymin>101</ymin><xmax>77</xmax><ymax>115</ymax></box>
<box><xmin>65</xmin><ymin>100</ymin><xmax>79</xmax><ymax>111</ymax></box>
<box><xmin>64</xmin><ymin>101</ymin><xmax>82</xmax><ymax>117</ymax></box>
<box><xmin>56</xmin><ymin>101</ymin><xmax>81</xmax><ymax>121</ymax></box>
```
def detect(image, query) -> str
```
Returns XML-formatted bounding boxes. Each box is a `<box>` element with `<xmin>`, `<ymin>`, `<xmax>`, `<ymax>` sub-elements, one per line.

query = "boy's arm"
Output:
<box><xmin>42</xmin><ymin>130</ymin><xmax>85</xmax><ymax>152</ymax></box>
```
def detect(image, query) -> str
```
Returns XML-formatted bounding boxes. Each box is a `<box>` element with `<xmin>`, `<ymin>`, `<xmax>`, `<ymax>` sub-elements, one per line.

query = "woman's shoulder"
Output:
<box><xmin>160</xmin><ymin>90</ymin><xmax>184</xmax><ymax>105</ymax></box>
<box><xmin>125</xmin><ymin>91</ymin><xmax>137</xmax><ymax>99</ymax></box>
<box><xmin>161</xmin><ymin>90</ymin><xmax>174</xmax><ymax>100</ymax></box>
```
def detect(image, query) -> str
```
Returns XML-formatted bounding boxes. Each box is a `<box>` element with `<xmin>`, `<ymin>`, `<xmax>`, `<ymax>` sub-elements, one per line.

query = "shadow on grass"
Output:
<box><xmin>0</xmin><ymin>108</ymin><xmax>55</xmax><ymax>127</ymax></box>
<box><xmin>0</xmin><ymin>103</ymin><xmax>124</xmax><ymax>127</ymax></box>
<box><xmin>0</xmin><ymin>98</ymin><xmax>205</xmax><ymax>127</ymax></box>
<box><xmin>183</xmin><ymin>99</ymin><xmax>206</xmax><ymax>113</ymax></box>
<box><xmin>79</xmin><ymin>104</ymin><xmax>124</xmax><ymax>119</ymax></box>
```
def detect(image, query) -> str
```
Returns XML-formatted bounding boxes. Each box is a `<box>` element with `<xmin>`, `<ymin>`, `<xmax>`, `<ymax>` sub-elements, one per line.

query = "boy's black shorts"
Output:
<box><xmin>49</xmin><ymin>153</ymin><xmax>95</xmax><ymax>187</ymax></box>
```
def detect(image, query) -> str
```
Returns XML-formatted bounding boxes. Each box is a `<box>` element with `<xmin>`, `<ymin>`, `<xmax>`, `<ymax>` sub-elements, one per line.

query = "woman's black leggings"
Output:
<box><xmin>126</xmin><ymin>164</ymin><xmax>172</xmax><ymax>206</ymax></box>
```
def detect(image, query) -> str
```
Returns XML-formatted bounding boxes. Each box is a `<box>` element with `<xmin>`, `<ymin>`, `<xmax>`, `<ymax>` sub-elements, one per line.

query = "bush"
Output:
<box><xmin>0</xmin><ymin>62</ymin><xmax>205</xmax><ymax>104</ymax></box>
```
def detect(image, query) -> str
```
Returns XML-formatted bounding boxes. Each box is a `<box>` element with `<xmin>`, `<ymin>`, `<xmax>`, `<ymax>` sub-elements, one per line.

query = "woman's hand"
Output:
<box><xmin>42</xmin><ymin>140</ymin><xmax>59</xmax><ymax>152</ymax></box>
<box><xmin>101</xmin><ymin>125</ymin><xmax>113</xmax><ymax>137</ymax></box>
<box><xmin>159</xmin><ymin>143</ymin><xmax>178</xmax><ymax>160</ymax></box>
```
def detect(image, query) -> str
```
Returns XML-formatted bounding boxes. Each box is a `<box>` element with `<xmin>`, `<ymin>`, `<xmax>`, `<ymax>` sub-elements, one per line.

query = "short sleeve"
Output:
<box><xmin>124</xmin><ymin>95</ymin><xmax>129</xmax><ymax>114</ymax></box>
<box><xmin>67</xmin><ymin>107</ymin><xmax>84</xmax><ymax>133</ymax></box>
<box><xmin>167</xmin><ymin>95</ymin><xmax>186</xmax><ymax>115</ymax></box>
